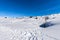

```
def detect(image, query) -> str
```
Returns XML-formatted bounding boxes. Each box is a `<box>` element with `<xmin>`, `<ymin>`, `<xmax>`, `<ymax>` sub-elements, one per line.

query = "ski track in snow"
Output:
<box><xmin>0</xmin><ymin>14</ymin><xmax>60</xmax><ymax>40</ymax></box>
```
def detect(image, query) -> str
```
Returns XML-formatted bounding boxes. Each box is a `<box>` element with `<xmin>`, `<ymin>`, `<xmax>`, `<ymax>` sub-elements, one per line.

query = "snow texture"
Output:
<box><xmin>0</xmin><ymin>14</ymin><xmax>60</xmax><ymax>40</ymax></box>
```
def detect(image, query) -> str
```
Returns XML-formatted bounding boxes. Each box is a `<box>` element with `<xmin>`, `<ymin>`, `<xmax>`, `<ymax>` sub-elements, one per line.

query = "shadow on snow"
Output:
<box><xmin>40</xmin><ymin>22</ymin><xmax>55</xmax><ymax>28</ymax></box>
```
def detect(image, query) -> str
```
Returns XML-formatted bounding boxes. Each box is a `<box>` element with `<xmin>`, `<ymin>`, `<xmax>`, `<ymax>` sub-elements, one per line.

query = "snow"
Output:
<box><xmin>0</xmin><ymin>14</ymin><xmax>60</xmax><ymax>40</ymax></box>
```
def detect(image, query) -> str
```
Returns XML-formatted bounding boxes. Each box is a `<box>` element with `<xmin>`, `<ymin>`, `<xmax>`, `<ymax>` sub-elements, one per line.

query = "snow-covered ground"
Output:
<box><xmin>0</xmin><ymin>14</ymin><xmax>60</xmax><ymax>40</ymax></box>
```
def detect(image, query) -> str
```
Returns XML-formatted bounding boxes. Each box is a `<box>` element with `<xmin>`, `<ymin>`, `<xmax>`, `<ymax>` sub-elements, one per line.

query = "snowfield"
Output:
<box><xmin>0</xmin><ymin>14</ymin><xmax>60</xmax><ymax>40</ymax></box>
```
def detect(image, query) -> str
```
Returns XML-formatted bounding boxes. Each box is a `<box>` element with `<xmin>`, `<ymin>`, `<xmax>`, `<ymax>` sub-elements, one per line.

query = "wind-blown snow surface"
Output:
<box><xmin>0</xmin><ymin>14</ymin><xmax>60</xmax><ymax>40</ymax></box>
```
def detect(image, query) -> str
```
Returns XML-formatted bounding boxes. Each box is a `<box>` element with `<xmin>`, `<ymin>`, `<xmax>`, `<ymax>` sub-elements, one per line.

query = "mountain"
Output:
<box><xmin>0</xmin><ymin>13</ymin><xmax>60</xmax><ymax>40</ymax></box>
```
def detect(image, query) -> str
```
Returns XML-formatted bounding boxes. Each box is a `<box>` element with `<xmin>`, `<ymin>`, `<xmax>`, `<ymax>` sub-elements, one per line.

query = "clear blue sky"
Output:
<box><xmin>0</xmin><ymin>0</ymin><xmax>60</xmax><ymax>17</ymax></box>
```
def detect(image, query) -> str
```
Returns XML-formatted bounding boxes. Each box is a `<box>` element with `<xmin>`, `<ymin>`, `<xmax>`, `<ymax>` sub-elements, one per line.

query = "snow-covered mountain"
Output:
<box><xmin>0</xmin><ymin>14</ymin><xmax>60</xmax><ymax>40</ymax></box>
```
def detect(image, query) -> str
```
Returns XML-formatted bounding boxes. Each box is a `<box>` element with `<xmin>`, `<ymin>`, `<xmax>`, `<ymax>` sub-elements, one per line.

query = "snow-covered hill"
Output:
<box><xmin>0</xmin><ymin>14</ymin><xmax>60</xmax><ymax>40</ymax></box>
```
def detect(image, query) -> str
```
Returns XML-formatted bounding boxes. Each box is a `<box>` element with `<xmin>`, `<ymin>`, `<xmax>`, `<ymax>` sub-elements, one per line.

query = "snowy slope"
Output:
<box><xmin>42</xmin><ymin>14</ymin><xmax>60</xmax><ymax>40</ymax></box>
<box><xmin>0</xmin><ymin>14</ymin><xmax>60</xmax><ymax>40</ymax></box>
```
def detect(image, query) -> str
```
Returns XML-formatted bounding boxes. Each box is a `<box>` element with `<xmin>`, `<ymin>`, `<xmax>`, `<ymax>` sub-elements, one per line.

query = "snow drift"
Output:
<box><xmin>0</xmin><ymin>14</ymin><xmax>60</xmax><ymax>40</ymax></box>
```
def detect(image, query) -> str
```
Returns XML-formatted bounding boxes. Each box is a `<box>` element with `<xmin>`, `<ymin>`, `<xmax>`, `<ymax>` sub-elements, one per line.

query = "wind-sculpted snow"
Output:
<box><xmin>0</xmin><ymin>14</ymin><xmax>60</xmax><ymax>40</ymax></box>
<box><xmin>0</xmin><ymin>26</ymin><xmax>42</xmax><ymax>40</ymax></box>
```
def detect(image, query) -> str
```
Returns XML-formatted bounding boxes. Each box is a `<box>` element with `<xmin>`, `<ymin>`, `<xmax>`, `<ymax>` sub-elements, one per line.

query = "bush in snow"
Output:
<box><xmin>29</xmin><ymin>16</ymin><xmax>33</xmax><ymax>18</ymax></box>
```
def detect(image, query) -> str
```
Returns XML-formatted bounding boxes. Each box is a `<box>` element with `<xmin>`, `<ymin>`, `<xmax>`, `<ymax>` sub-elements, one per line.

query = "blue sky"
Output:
<box><xmin>0</xmin><ymin>0</ymin><xmax>60</xmax><ymax>17</ymax></box>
